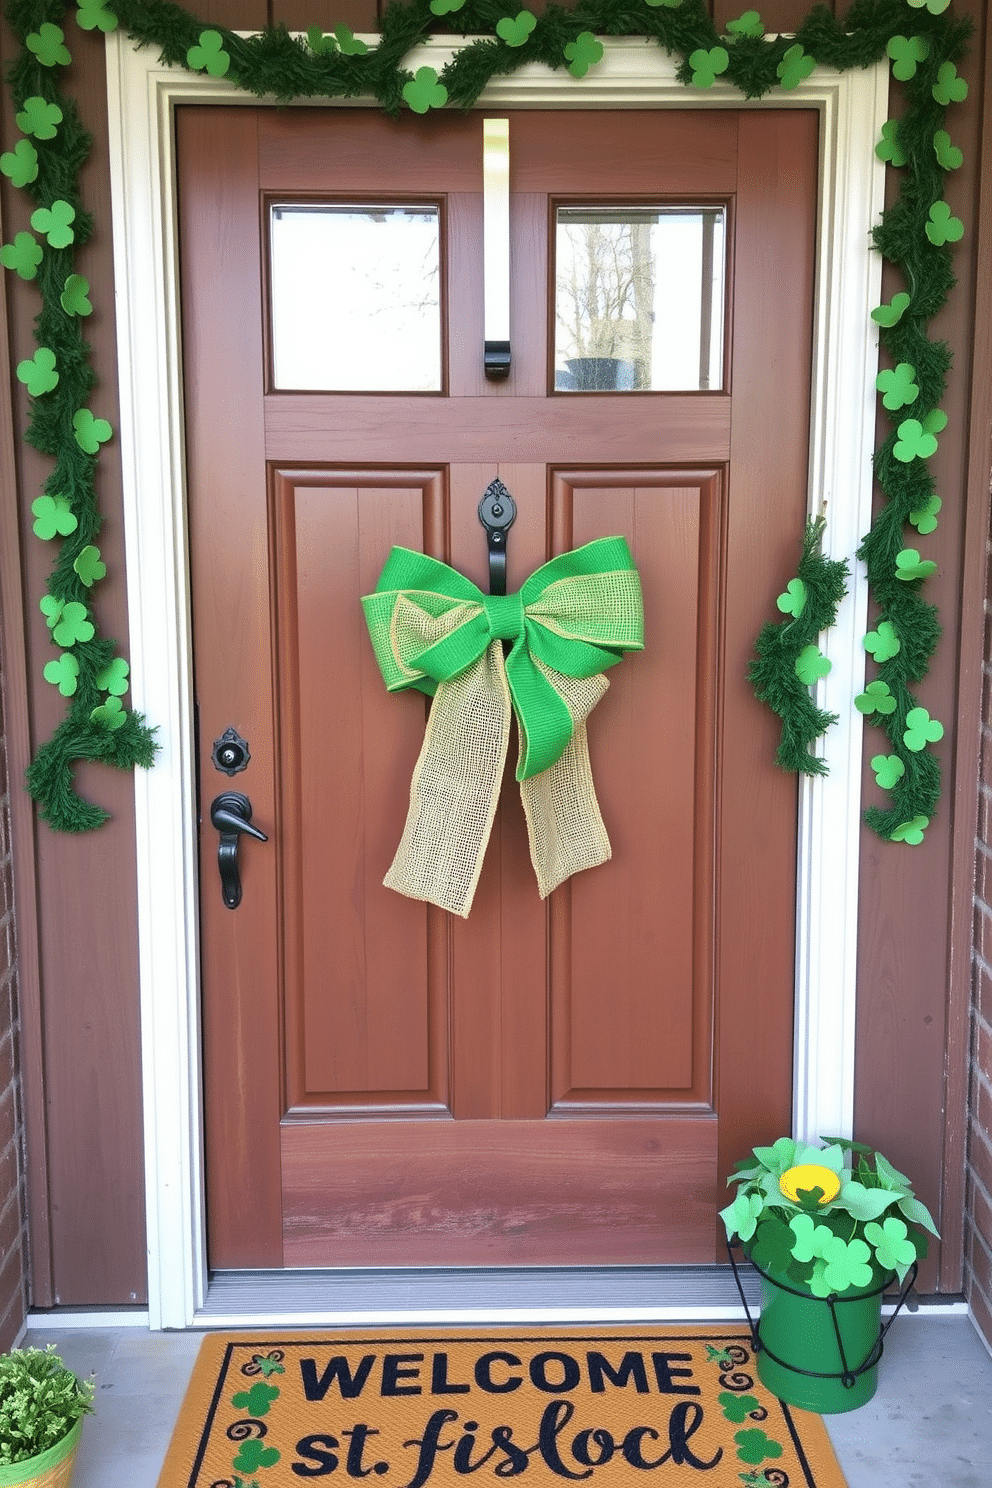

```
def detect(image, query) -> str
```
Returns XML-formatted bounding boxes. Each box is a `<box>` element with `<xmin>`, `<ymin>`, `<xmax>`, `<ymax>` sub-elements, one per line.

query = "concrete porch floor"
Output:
<box><xmin>21</xmin><ymin>1312</ymin><xmax>992</xmax><ymax>1487</ymax></box>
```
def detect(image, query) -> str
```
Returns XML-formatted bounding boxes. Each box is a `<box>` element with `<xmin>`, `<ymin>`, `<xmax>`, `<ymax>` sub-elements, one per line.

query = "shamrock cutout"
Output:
<box><xmin>91</xmin><ymin>697</ymin><xmax>127</xmax><ymax>731</ymax></box>
<box><xmin>893</xmin><ymin>418</ymin><xmax>938</xmax><ymax>463</ymax></box>
<box><xmin>32</xmin><ymin>495</ymin><xmax>77</xmax><ymax>539</ymax></box>
<box><xmin>871</xmin><ymin>292</ymin><xmax>911</xmax><ymax>328</ymax></box>
<box><xmin>43</xmin><ymin>652</ymin><xmax>80</xmax><ymax>696</ymax></box>
<box><xmin>795</xmin><ymin>644</ymin><xmax>831</xmax><ymax>685</ymax></box>
<box><xmin>30</xmin><ymin>200</ymin><xmax>76</xmax><ymax>250</ymax></box>
<box><xmin>871</xmin><ymin>754</ymin><xmax>906</xmax><ymax>790</ymax></box>
<box><xmin>232</xmin><ymin>1441</ymin><xmax>280</xmax><ymax>1474</ymax></box>
<box><xmin>96</xmin><ymin>658</ymin><xmax>129</xmax><ymax>696</ymax></box>
<box><xmin>74</xmin><ymin>545</ymin><xmax>107</xmax><ymax>587</ymax></box>
<box><xmin>886</xmin><ymin>36</ymin><xmax>929</xmax><ymax>83</ymax></box>
<box><xmin>187</xmin><ymin>31</ymin><xmax>231</xmax><ymax>78</ymax></box>
<box><xmin>864</xmin><ymin>620</ymin><xmax>900</xmax><ymax>661</ymax></box>
<box><xmin>430</xmin><ymin>0</ymin><xmax>467</xmax><ymax>12</ymax></box>
<box><xmin>52</xmin><ymin>602</ymin><xmax>94</xmax><ymax>647</ymax></box>
<box><xmin>903</xmin><ymin>706</ymin><xmax>943</xmax><ymax>751</ymax></box>
<box><xmin>402</xmin><ymin>67</ymin><xmax>448</xmax><ymax>114</ymax></box>
<box><xmin>496</xmin><ymin>11</ymin><xmax>537</xmax><ymax>47</ymax></box>
<box><xmin>864</xmin><ymin>1216</ymin><xmax>917</xmax><ymax>1274</ymax></box>
<box><xmin>933</xmin><ymin>131</ymin><xmax>963</xmax><ymax>171</ymax></box>
<box><xmin>0</xmin><ymin>138</ymin><xmax>39</xmax><ymax>188</ymax></box>
<box><xmin>73</xmin><ymin>410</ymin><xmax>113</xmax><ymax>453</ymax></box>
<box><xmin>27</xmin><ymin>23</ymin><xmax>71</xmax><ymax>67</ymax></box>
<box><xmin>565</xmin><ymin>33</ymin><xmax>605</xmax><ymax>79</ymax></box>
<box><xmin>644</xmin><ymin>0</ymin><xmax>683</xmax><ymax>7</ymax></box>
<box><xmin>776</xmin><ymin>577</ymin><xmax>807</xmax><ymax>617</ymax></box>
<box><xmin>894</xmin><ymin>547</ymin><xmax>937</xmax><ymax>582</ymax></box>
<box><xmin>788</xmin><ymin>1213</ymin><xmax>831</xmax><ymax>1264</ymax></box>
<box><xmin>933</xmin><ymin>61</ymin><xmax>968</xmax><ymax>106</ymax></box>
<box><xmin>734</xmin><ymin>1429</ymin><xmax>783</xmax><ymax>1467</ymax></box>
<box><xmin>875</xmin><ymin>120</ymin><xmax>906</xmax><ymax>168</ymax></box>
<box><xmin>0</xmin><ymin>232</ymin><xmax>44</xmax><ymax>281</ymax></box>
<box><xmin>819</xmin><ymin>1234</ymin><xmax>874</xmax><ymax>1293</ymax></box>
<box><xmin>855</xmin><ymin>680</ymin><xmax>897</xmax><ymax>716</ymax></box>
<box><xmin>60</xmin><ymin>274</ymin><xmax>92</xmax><ymax>316</ymax></box>
<box><xmin>335</xmin><ymin>27</ymin><xmax>369</xmax><ymax>55</ymax></box>
<box><xmin>721</xmin><ymin>1191</ymin><xmax>763</xmax><ymax>1243</ymax></box>
<box><xmin>232</xmin><ymin>1382</ymin><xmax>280</xmax><ymax>1416</ymax></box>
<box><xmin>891</xmin><ymin>815</ymin><xmax>929</xmax><ymax>844</ymax></box>
<box><xmin>718</xmin><ymin>1391</ymin><xmax>762</xmax><ymax>1423</ymax></box>
<box><xmin>306</xmin><ymin>25</ymin><xmax>337</xmax><ymax>52</ymax></box>
<box><xmin>689</xmin><ymin>47</ymin><xmax>730</xmax><ymax>88</ymax></box>
<box><xmin>922</xmin><ymin>408</ymin><xmax>948</xmax><ymax>436</ymax></box>
<box><xmin>16</xmin><ymin>348</ymin><xmax>59</xmax><ymax>397</ymax></box>
<box><xmin>76</xmin><ymin>1</ymin><xmax>119</xmax><ymax>33</ymax></box>
<box><xmin>876</xmin><ymin>362</ymin><xmax>918</xmax><ymax>410</ymax></box>
<box><xmin>907</xmin><ymin>0</ymin><xmax>949</xmax><ymax>10</ymax></box>
<box><xmin>926</xmin><ymin>201</ymin><xmax>964</xmax><ymax>246</ymax></box>
<box><xmin>39</xmin><ymin>596</ymin><xmax>64</xmax><ymax>630</ymax></box>
<box><xmin>909</xmin><ymin>494</ymin><xmax>942</xmax><ymax>534</ymax></box>
<box><xmin>725</xmin><ymin>11</ymin><xmax>764</xmax><ymax>38</ymax></box>
<box><xmin>748</xmin><ymin>1212</ymin><xmax>796</xmax><ymax>1277</ymax></box>
<box><xmin>777</xmin><ymin>44</ymin><xmax>815</xmax><ymax>90</ymax></box>
<box><xmin>15</xmin><ymin>97</ymin><xmax>63</xmax><ymax>140</ymax></box>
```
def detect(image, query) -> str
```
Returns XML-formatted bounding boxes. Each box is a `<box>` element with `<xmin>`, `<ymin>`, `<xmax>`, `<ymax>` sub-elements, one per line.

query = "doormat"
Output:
<box><xmin>157</xmin><ymin>1327</ymin><xmax>847</xmax><ymax>1488</ymax></box>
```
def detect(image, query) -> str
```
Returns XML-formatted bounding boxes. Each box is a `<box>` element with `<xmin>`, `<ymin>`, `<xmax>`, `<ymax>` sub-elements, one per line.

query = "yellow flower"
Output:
<box><xmin>779</xmin><ymin>1163</ymin><xmax>841</xmax><ymax>1204</ymax></box>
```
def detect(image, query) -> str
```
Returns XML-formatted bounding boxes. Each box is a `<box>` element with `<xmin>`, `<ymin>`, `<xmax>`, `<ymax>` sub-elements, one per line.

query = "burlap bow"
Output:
<box><xmin>362</xmin><ymin>537</ymin><xmax>644</xmax><ymax>916</ymax></box>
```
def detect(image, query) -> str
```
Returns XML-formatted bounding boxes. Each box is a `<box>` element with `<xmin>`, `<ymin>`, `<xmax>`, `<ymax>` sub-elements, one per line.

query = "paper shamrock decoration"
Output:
<box><xmin>891</xmin><ymin>815</ymin><xmax>929</xmax><ymax>844</ymax></box>
<box><xmin>47</xmin><ymin>600</ymin><xmax>94</xmax><ymax>647</ymax></box>
<box><xmin>16</xmin><ymin>348</ymin><xmax>59</xmax><ymax>396</ymax></box>
<box><xmin>76</xmin><ymin>0</ymin><xmax>118</xmax><ymax>33</ymax></box>
<box><xmin>30</xmin><ymin>201</ymin><xmax>76</xmax><ymax>250</ymax></box>
<box><xmin>886</xmin><ymin>35</ymin><xmax>929</xmax><ymax>81</ymax></box>
<box><xmin>776</xmin><ymin>577</ymin><xmax>807</xmax><ymax>617</ymax></box>
<box><xmin>689</xmin><ymin>47</ymin><xmax>729</xmax><ymax>88</ymax></box>
<box><xmin>402</xmin><ymin>67</ymin><xmax>448</xmax><ymax>113</ymax></box>
<box><xmin>933</xmin><ymin>130</ymin><xmax>963</xmax><ymax>170</ymax></box>
<box><xmin>926</xmin><ymin>201</ymin><xmax>964</xmax><ymax>245</ymax></box>
<box><xmin>725</xmin><ymin>11</ymin><xmax>764</xmax><ymax>39</ymax></box>
<box><xmin>73</xmin><ymin>545</ymin><xmax>107</xmax><ymax>586</ymax></box>
<box><xmin>60</xmin><ymin>274</ymin><xmax>92</xmax><ymax>316</ymax></box>
<box><xmin>863</xmin><ymin>620</ymin><xmax>900</xmax><ymax>661</ymax></box>
<box><xmin>43</xmin><ymin>652</ymin><xmax>80</xmax><ymax>696</ymax></box>
<box><xmin>31</xmin><ymin>495</ymin><xmax>76</xmax><ymax>539</ymax></box>
<box><xmin>909</xmin><ymin>494</ymin><xmax>942</xmax><ymax>534</ymax></box>
<box><xmin>893</xmin><ymin>418</ymin><xmax>938</xmax><ymax>462</ymax></box>
<box><xmin>894</xmin><ymin>547</ymin><xmax>937</xmax><ymax>581</ymax></box>
<box><xmin>794</xmin><ymin>644</ymin><xmax>830</xmax><ymax>685</ymax></box>
<box><xmin>908</xmin><ymin>0</ymin><xmax>949</xmax><ymax>11</ymax></box>
<box><xmin>15</xmin><ymin>97</ymin><xmax>63</xmax><ymax>139</ymax></box>
<box><xmin>564</xmin><ymin>33</ymin><xmax>604</xmax><ymax>78</ymax></box>
<box><xmin>72</xmin><ymin>409</ymin><xmax>113</xmax><ymax>453</ymax></box>
<box><xmin>903</xmin><ymin>706</ymin><xmax>943</xmax><ymax>751</ymax></box>
<box><xmin>187</xmin><ymin>30</ymin><xmax>230</xmax><ymax>77</ymax></box>
<box><xmin>496</xmin><ymin>11</ymin><xmax>537</xmax><ymax>47</ymax></box>
<box><xmin>875</xmin><ymin>120</ymin><xmax>906</xmax><ymax>167</ymax></box>
<box><xmin>90</xmin><ymin>697</ymin><xmax>127</xmax><ymax>731</ymax></box>
<box><xmin>96</xmin><ymin>658</ymin><xmax>129</xmax><ymax>696</ymax></box>
<box><xmin>26</xmin><ymin>23</ymin><xmax>71</xmax><ymax>67</ymax></box>
<box><xmin>875</xmin><ymin>361</ymin><xmax>918</xmax><ymax>409</ymax></box>
<box><xmin>865</xmin><ymin>1216</ymin><xmax>918</xmax><ymax>1271</ymax></box>
<box><xmin>871</xmin><ymin>292</ymin><xmax>911</xmax><ymax>328</ymax></box>
<box><xmin>855</xmin><ymin>680</ymin><xmax>897</xmax><ymax>715</ymax></box>
<box><xmin>933</xmin><ymin>60</ymin><xmax>968</xmax><ymax>105</ymax></box>
<box><xmin>0</xmin><ymin>232</ymin><xmax>43</xmax><ymax>281</ymax></box>
<box><xmin>0</xmin><ymin>138</ymin><xmax>39</xmax><ymax>188</ymax></box>
<box><xmin>334</xmin><ymin>27</ymin><xmax>369</xmax><ymax>55</ymax></box>
<box><xmin>776</xmin><ymin>44</ymin><xmax>816</xmax><ymax>89</ymax></box>
<box><xmin>871</xmin><ymin>754</ymin><xmax>906</xmax><ymax>790</ymax></box>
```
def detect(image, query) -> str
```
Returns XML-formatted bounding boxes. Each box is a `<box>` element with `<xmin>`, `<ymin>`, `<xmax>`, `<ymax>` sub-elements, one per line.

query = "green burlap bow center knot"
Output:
<box><xmin>362</xmin><ymin>536</ymin><xmax>644</xmax><ymax>916</ymax></box>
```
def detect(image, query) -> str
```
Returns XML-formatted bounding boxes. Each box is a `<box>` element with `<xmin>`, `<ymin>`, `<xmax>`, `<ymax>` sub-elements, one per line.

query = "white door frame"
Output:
<box><xmin>104</xmin><ymin>33</ymin><xmax>887</xmax><ymax>1329</ymax></box>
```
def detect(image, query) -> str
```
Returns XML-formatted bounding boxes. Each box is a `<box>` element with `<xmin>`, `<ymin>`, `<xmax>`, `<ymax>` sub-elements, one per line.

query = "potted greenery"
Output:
<box><xmin>721</xmin><ymin>1136</ymin><xmax>939</xmax><ymax>1413</ymax></box>
<box><xmin>0</xmin><ymin>1345</ymin><xmax>93</xmax><ymax>1487</ymax></box>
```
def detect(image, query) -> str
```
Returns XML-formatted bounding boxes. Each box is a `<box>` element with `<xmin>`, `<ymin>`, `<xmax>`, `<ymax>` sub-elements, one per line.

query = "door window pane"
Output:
<box><xmin>554</xmin><ymin>206</ymin><xmax>726</xmax><ymax>392</ymax></box>
<box><xmin>270</xmin><ymin>204</ymin><xmax>442</xmax><ymax>391</ymax></box>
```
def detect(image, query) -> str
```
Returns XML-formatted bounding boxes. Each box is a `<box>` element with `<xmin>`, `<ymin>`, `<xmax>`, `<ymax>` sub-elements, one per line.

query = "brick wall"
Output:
<box><xmin>969</xmin><ymin>508</ymin><xmax>992</xmax><ymax>1350</ymax></box>
<box><xmin>0</xmin><ymin>657</ymin><xmax>28</xmax><ymax>1350</ymax></box>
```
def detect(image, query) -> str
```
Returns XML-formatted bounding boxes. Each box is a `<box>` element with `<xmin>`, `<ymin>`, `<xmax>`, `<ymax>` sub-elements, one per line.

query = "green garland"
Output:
<box><xmin>1</xmin><ymin>0</ymin><xmax>972</xmax><ymax>840</ymax></box>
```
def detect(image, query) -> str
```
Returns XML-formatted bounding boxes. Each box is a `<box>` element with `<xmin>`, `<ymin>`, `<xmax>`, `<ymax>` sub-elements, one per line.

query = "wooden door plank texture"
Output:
<box><xmin>281</xmin><ymin>1117</ymin><xmax>719</xmax><ymax>1265</ymax></box>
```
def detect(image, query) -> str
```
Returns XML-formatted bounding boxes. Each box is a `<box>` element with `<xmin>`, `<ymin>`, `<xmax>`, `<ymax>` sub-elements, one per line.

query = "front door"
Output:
<box><xmin>178</xmin><ymin>105</ymin><xmax>817</xmax><ymax>1270</ymax></box>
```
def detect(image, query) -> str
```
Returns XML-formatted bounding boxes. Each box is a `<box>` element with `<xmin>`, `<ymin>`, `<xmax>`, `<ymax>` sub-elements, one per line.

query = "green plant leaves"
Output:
<box><xmin>32</xmin><ymin>495</ymin><xmax>77</xmax><ymax>540</ymax></box>
<box><xmin>187</xmin><ymin>30</ymin><xmax>231</xmax><ymax>78</ymax></box>
<box><xmin>564</xmin><ymin>33</ymin><xmax>605</xmax><ymax>79</ymax></box>
<box><xmin>27</xmin><ymin>23</ymin><xmax>71</xmax><ymax>67</ymax></box>
<box><xmin>0</xmin><ymin>138</ymin><xmax>39</xmax><ymax>188</ymax></box>
<box><xmin>60</xmin><ymin>274</ymin><xmax>92</xmax><ymax>316</ymax></box>
<box><xmin>30</xmin><ymin>200</ymin><xmax>76</xmax><ymax>250</ymax></box>
<box><xmin>72</xmin><ymin>410</ymin><xmax>113</xmax><ymax>453</ymax></box>
<box><xmin>689</xmin><ymin>47</ymin><xmax>729</xmax><ymax>88</ymax></box>
<box><xmin>0</xmin><ymin>232</ymin><xmax>43</xmax><ymax>281</ymax></box>
<box><xmin>16</xmin><ymin>348</ymin><xmax>59</xmax><ymax>397</ymax></box>
<box><xmin>402</xmin><ymin>66</ymin><xmax>448</xmax><ymax>112</ymax></box>
<box><xmin>496</xmin><ymin>11</ymin><xmax>537</xmax><ymax>47</ymax></box>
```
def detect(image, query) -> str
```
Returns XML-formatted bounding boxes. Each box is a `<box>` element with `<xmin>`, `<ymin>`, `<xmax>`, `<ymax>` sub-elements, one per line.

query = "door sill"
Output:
<box><xmin>194</xmin><ymin>1265</ymin><xmax>762</xmax><ymax>1327</ymax></box>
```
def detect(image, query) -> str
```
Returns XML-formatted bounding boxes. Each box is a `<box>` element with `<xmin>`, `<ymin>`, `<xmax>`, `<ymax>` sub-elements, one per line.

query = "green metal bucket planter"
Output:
<box><xmin>728</xmin><ymin>1241</ymin><xmax>918</xmax><ymax>1413</ymax></box>
<box><xmin>0</xmin><ymin>1417</ymin><xmax>83</xmax><ymax>1488</ymax></box>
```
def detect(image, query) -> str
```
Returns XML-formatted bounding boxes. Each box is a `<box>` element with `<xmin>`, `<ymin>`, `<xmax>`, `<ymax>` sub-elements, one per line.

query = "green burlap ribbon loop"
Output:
<box><xmin>362</xmin><ymin>537</ymin><xmax>644</xmax><ymax>916</ymax></box>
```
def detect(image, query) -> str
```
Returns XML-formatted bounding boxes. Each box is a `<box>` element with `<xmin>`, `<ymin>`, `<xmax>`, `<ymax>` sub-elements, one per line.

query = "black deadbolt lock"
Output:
<box><xmin>212</xmin><ymin>726</ymin><xmax>250</xmax><ymax>776</ymax></box>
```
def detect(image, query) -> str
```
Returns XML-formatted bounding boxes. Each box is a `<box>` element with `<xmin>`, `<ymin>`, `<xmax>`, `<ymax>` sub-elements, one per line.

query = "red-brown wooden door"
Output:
<box><xmin>177</xmin><ymin>106</ymin><xmax>817</xmax><ymax>1270</ymax></box>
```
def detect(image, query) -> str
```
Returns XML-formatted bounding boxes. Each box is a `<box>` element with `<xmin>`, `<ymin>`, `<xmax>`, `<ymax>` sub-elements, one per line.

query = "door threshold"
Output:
<box><xmin>195</xmin><ymin>1265</ymin><xmax>763</xmax><ymax>1328</ymax></box>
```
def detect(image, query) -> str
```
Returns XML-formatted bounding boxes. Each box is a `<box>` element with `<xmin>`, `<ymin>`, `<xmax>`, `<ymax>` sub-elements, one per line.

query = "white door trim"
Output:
<box><xmin>104</xmin><ymin>33</ymin><xmax>887</xmax><ymax>1329</ymax></box>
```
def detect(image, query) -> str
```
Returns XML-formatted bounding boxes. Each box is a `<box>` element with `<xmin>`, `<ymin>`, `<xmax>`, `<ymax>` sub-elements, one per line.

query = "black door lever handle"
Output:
<box><xmin>209</xmin><ymin>791</ymin><xmax>268</xmax><ymax>909</ymax></box>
